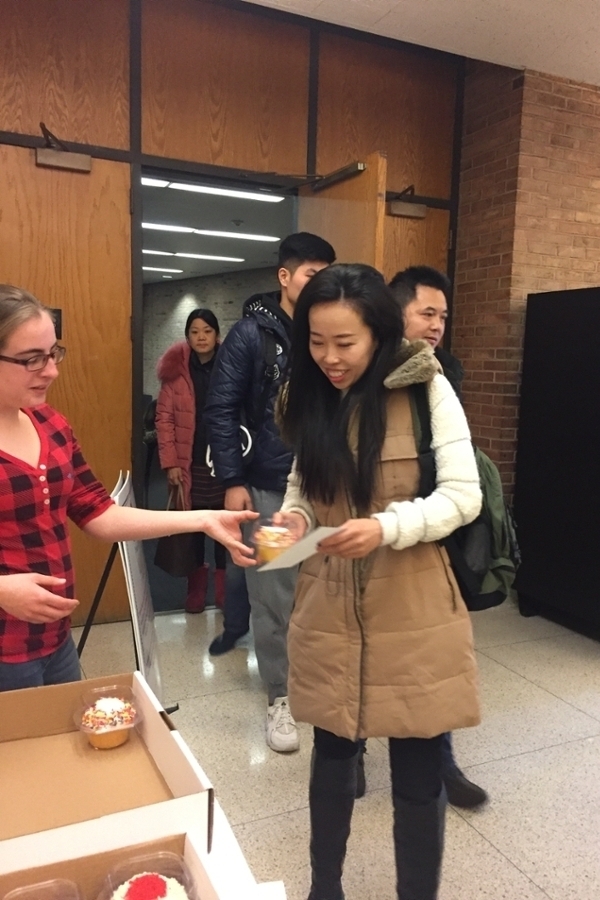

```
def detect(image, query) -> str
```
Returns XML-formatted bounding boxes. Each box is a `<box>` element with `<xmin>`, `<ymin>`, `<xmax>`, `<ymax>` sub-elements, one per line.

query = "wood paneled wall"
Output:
<box><xmin>0</xmin><ymin>0</ymin><xmax>129</xmax><ymax>149</ymax></box>
<box><xmin>0</xmin><ymin>146</ymin><xmax>132</xmax><ymax>624</ymax></box>
<box><xmin>139</xmin><ymin>1</ymin><xmax>457</xmax><ymax>277</ymax></box>
<box><xmin>142</xmin><ymin>0</ymin><xmax>310</xmax><ymax>173</ymax></box>
<box><xmin>317</xmin><ymin>33</ymin><xmax>457</xmax><ymax>197</ymax></box>
<box><xmin>0</xmin><ymin>0</ymin><xmax>459</xmax><ymax>623</ymax></box>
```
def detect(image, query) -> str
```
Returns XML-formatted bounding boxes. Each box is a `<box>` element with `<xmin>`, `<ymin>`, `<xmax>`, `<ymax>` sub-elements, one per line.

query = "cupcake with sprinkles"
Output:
<box><xmin>99</xmin><ymin>853</ymin><xmax>195</xmax><ymax>900</ymax></box>
<box><xmin>77</xmin><ymin>685</ymin><xmax>140</xmax><ymax>750</ymax></box>
<box><xmin>109</xmin><ymin>873</ymin><xmax>189</xmax><ymax>900</ymax></box>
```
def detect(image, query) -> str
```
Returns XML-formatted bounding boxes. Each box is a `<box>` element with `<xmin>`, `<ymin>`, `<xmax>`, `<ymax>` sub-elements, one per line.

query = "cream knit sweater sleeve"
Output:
<box><xmin>281</xmin><ymin>373</ymin><xmax>482</xmax><ymax>549</ymax></box>
<box><xmin>373</xmin><ymin>373</ymin><xmax>481</xmax><ymax>549</ymax></box>
<box><xmin>281</xmin><ymin>460</ymin><xmax>317</xmax><ymax>532</ymax></box>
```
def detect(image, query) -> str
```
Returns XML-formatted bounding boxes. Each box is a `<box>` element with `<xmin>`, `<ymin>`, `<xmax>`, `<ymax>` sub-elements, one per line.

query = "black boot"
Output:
<box><xmin>307</xmin><ymin>748</ymin><xmax>358</xmax><ymax>900</ymax></box>
<box><xmin>355</xmin><ymin>740</ymin><xmax>367</xmax><ymax>799</ymax></box>
<box><xmin>208</xmin><ymin>629</ymin><xmax>248</xmax><ymax>656</ymax></box>
<box><xmin>443</xmin><ymin>766</ymin><xmax>488</xmax><ymax>809</ymax></box>
<box><xmin>393</xmin><ymin>791</ymin><xmax>446</xmax><ymax>900</ymax></box>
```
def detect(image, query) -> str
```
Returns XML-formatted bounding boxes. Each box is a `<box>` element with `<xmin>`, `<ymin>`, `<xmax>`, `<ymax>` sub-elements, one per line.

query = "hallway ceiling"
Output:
<box><xmin>141</xmin><ymin>178</ymin><xmax>295</xmax><ymax>282</ymax></box>
<box><xmin>242</xmin><ymin>0</ymin><xmax>600</xmax><ymax>87</ymax></box>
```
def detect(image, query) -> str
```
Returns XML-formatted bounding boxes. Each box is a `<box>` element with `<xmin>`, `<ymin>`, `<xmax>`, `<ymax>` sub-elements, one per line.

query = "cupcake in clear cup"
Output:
<box><xmin>251</xmin><ymin>515</ymin><xmax>299</xmax><ymax>565</ymax></box>
<box><xmin>96</xmin><ymin>852</ymin><xmax>195</xmax><ymax>900</ymax></box>
<box><xmin>76</xmin><ymin>684</ymin><xmax>141</xmax><ymax>750</ymax></box>
<box><xmin>4</xmin><ymin>880</ymin><xmax>81</xmax><ymax>900</ymax></box>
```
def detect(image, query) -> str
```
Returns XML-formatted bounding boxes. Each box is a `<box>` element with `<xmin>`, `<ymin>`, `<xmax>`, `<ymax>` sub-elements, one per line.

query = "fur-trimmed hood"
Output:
<box><xmin>384</xmin><ymin>339</ymin><xmax>441</xmax><ymax>391</ymax></box>
<box><xmin>156</xmin><ymin>341</ymin><xmax>191</xmax><ymax>384</ymax></box>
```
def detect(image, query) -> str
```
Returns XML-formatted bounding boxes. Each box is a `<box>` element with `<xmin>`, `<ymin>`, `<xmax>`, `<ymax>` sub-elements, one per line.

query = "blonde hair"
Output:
<box><xmin>0</xmin><ymin>285</ymin><xmax>49</xmax><ymax>351</ymax></box>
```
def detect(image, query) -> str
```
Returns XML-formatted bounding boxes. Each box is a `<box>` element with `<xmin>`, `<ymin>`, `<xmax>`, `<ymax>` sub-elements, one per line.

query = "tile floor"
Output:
<box><xmin>73</xmin><ymin>598</ymin><xmax>600</xmax><ymax>900</ymax></box>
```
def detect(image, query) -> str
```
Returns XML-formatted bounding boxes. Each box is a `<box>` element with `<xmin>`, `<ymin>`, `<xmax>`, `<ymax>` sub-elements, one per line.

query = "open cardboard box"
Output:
<box><xmin>0</xmin><ymin>829</ymin><xmax>285</xmax><ymax>900</ymax></box>
<box><xmin>0</xmin><ymin>673</ymin><xmax>214</xmax><ymax>870</ymax></box>
<box><xmin>0</xmin><ymin>801</ymin><xmax>286</xmax><ymax>900</ymax></box>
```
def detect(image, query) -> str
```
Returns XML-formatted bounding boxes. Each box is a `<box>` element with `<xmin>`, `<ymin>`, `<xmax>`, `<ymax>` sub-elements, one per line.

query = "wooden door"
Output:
<box><xmin>298</xmin><ymin>150</ymin><xmax>449</xmax><ymax>280</ymax></box>
<box><xmin>297</xmin><ymin>151</ymin><xmax>387</xmax><ymax>270</ymax></box>
<box><xmin>383</xmin><ymin>208</ymin><xmax>451</xmax><ymax>281</ymax></box>
<box><xmin>0</xmin><ymin>145</ymin><xmax>132</xmax><ymax>625</ymax></box>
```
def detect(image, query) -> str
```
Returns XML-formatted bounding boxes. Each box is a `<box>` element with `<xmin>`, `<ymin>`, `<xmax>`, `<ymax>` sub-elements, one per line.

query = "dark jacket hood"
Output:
<box><xmin>243</xmin><ymin>290</ymin><xmax>292</xmax><ymax>337</ymax></box>
<box><xmin>435</xmin><ymin>346</ymin><xmax>464</xmax><ymax>398</ymax></box>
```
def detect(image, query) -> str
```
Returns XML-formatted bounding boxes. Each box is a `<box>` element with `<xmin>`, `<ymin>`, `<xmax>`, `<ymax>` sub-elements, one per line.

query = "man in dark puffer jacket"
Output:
<box><xmin>204</xmin><ymin>233</ymin><xmax>336</xmax><ymax>753</ymax></box>
<box><xmin>388</xmin><ymin>265</ymin><xmax>488</xmax><ymax>810</ymax></box>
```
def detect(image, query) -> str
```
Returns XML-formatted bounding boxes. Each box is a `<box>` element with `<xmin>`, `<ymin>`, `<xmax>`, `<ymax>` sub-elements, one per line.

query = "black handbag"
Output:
<box><xmin>153</xmin><ymin>483</ymin><xmax>197</xmax><ymax>577</ymax></box>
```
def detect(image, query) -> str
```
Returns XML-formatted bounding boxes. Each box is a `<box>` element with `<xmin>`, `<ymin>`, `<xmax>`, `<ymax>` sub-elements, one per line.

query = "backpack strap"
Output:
<box><xmin>409</xmin><ymin>382</ymin><xmax>436</xmax><ymax>498</ymax></box>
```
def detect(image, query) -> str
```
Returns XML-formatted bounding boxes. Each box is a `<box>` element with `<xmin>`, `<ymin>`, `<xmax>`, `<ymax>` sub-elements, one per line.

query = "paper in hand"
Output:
<box><xmin>258</xmin><ymin>526</ymin><xmax>342</xmax><ymax>571</ymax></box>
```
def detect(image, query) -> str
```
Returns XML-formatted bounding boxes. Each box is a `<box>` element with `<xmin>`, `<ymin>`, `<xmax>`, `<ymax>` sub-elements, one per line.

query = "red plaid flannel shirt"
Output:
<box><xmin>0</xmin><ymin>405</ymin><xmax>113</xmax><ymax>663</ymax></box>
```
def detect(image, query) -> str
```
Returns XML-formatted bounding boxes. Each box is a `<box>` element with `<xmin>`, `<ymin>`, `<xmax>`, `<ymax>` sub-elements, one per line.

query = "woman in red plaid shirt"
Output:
<box><xmin>0</xmin><ymin>286</ymin><xmax>257</xmax><ymax>692</ymax></box>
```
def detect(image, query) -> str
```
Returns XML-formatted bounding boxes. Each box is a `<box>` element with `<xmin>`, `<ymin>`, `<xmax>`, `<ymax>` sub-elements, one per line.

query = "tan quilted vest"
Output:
<box><xmin>287</xmin><ymin>387</ymin><xmax>480</xmax><ymax>740</ymax></box>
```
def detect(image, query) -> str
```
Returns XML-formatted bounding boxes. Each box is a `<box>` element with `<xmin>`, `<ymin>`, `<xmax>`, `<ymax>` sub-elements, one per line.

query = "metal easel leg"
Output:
<box><xmin>77</xmin><ymin>542</ymin><xmax>119</xmax><ymax>657</ymax></box>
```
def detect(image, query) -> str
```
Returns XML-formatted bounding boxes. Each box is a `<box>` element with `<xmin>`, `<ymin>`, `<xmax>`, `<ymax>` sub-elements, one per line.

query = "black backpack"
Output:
<box><xmin>410</xmin><ymin>382</ymin><xmax>520</xmax><ymax>611</ymax></box>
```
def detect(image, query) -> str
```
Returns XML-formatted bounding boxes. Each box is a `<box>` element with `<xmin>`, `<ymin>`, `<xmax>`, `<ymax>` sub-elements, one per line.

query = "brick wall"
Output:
<box><xmin>514</xmin><ymin>71</ymin><xmax>600</xmax><ymax>295</ymax></box>
<box><xmin>453</xmin><ymin>62</ymin><xmax>600</xmax><ymax>489</ymax></box>
<box><xmin>453</xmin><ymin>61</ymin><xmax>524</xmax><ymax>484</ymax></box>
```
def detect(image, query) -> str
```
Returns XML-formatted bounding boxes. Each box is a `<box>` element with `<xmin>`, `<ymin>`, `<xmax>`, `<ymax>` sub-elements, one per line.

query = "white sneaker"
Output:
<box><xmin>266</xmin><ymin>696</ymin><xmax>300</xmax><ymax>752</ymax></box>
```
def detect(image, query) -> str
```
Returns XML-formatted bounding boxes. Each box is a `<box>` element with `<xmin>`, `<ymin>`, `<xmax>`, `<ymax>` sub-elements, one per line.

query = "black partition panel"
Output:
<box><xmin>514</xmin><ymin>286</ymin><xmax>600</xmax><ymax>627</ymax></box>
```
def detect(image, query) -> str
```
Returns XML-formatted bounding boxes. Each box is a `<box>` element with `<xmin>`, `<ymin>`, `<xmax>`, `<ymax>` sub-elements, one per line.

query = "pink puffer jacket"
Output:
<box><xmin>155</xmin><ymin>341</ymin><xmax>195</xmax><ymax>509</ymax></box>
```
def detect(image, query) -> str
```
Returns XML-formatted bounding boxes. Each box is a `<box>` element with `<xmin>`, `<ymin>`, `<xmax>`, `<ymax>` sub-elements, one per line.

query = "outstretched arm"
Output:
<box><xmin>82</xmin><ymin>505</ymin><xmax>258</xmax><ymax>567</ymax></box>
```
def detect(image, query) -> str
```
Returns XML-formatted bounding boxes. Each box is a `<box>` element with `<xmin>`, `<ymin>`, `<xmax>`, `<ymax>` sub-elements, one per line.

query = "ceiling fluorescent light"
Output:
<box><xmin>142</xmin><ymin>223</ymin><xmax>194</xmax><ymax>233</ymax></box>
<box><xmin>169</xmin><ymin>182</ymin><xmax>284</xmax><ymax>203</ymax></box>
<box><xmin>142</xmin><ymin>266</ymin><xmax>183</xmax><ymax>273</ymax></box>
<box><xmin>141</xmin><ymin>177</ymin><xmax>169</xmax><ymax>188</ymax></box>
<box><xmin>162</xmin><ymin>276</ymin><xmax>173</xmax><ymax>279</ymax></box>
<box><xmin>143</xmin><ymin>249</ymin><xmax>174</xmax><ymax>256</ymax></box>
<box><xmin>194</xmin><ymin>229</ymin><xmax>279</xmax><ymax>242</ymax></box>
<box><xmin>175</xmin><ymin>252</ymin><xmax>244</xmax><ymax>262</ymax></box>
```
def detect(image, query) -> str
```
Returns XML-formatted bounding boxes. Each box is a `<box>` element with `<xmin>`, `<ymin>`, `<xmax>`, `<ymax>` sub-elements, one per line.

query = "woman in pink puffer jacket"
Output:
<box><xmin>155</xmin><ymin>309</ymin><xmax>226</xmax><ymax>613</ymax></box>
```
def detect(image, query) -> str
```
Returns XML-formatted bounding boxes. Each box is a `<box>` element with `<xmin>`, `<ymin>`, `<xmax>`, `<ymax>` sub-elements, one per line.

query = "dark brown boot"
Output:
<box><xmin>185</xmin><ymin>564</ymin><xmax>208</xmax><ymax>613</ymax></box>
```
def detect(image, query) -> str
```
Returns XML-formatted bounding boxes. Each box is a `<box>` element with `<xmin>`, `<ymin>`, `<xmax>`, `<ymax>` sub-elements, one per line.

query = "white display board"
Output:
<box><xmin>111</xmin><ymin>472</ymin><xmax>163</xmax><ymax>703</ymax></box>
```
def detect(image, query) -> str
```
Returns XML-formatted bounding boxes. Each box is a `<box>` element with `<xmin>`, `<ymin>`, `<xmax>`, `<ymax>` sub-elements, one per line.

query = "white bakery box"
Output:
<box><xmin>0</xmin><ymin>672</ymin><xmax>285</xmax><ymax>900</ymax></box>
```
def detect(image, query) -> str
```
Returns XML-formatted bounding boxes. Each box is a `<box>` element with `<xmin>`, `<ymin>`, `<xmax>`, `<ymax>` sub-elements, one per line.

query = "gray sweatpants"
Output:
<box><xmin>244</xmin><ymin>485</ymin><xmax>298</xmax><ymax>704</ymax></box>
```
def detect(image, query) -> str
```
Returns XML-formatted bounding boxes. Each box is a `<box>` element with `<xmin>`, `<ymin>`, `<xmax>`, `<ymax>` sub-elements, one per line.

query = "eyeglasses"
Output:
<box><xmin>0</xmin><ymin>345</ymin><xmax>67</xmax><ymax>372</ymax></box>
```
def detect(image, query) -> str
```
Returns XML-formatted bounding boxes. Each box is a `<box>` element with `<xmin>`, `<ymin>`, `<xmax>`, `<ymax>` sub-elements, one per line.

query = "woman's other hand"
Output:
<box><xmin>318</xmin><ymin>518</ymin><xmax>382</xmax><ymax>559</ymax></box>
<box><xmin>272</xmin><ymin>511</ymin><xmax>308</xmax><ymax>541</ymax></box>
<box><xmin>225</xmin><ymin>485</ymin><xmax>254</xmax><ymax>511</ymax></box>
<box><xmin>0</xmin><ymin>574</ymin><xmax>79</xmax><ymax>623</ymax></box>
<box><xmin>167</xmin><ymin>466</ymin><xmax>183</xmax><ymax>487</ymax></box>
<box><xmin>200</xmin><ymin>509</ymin><xmax>259</xmax><ymax>567</ymax></box>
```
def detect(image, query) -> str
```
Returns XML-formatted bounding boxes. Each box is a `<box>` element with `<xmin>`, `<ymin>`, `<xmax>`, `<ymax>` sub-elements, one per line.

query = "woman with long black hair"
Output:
<box><xmin>276</xmin><ymin>264</ymin><xmax>482</xmax><ymax>900</ymax></box>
